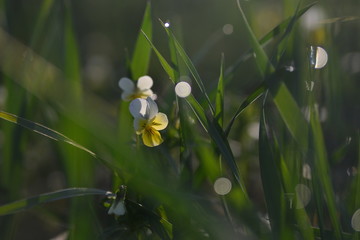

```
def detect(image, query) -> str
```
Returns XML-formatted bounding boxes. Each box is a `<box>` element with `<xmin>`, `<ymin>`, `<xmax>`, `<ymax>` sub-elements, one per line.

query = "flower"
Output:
<box><xmin>129</xmin><ymin>97</ymin><xmax>168</xmax><ymax>147</ymax></box>
<box><xmin>118</xmin><ymin>75</ymin><xmax>155</xmax><ymax>101</ymax></box>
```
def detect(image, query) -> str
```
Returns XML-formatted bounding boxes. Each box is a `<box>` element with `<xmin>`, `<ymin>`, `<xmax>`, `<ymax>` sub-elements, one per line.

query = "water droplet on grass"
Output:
<box><xmin>315</xmin><ymin>47</ymin><xmax>328</xmax><ymax>69</ymax></box>
<box><xmin>164</xmin><ymin>22</ymin><xmax>170</xmax><ymax>28</ymax></box>
<box><xmin>347</xmin><ymin>167</ymin><xmax>358</xmax><ymax>177</ymax></box>
<box><xmin>306</xmin><ymin>81</ymin><xmax>315</xmax><ymax>91</ymax></box>
<box><xmin>351</xmin><ymin>209</ymin><xmax>360</xmax><ymax>231</ymax></box>
<box><xmin>214</xmin><ymin>177</ymin><xmax>232</xmax><ymax>195</ymax></box>
<box><xmin>302</xmin><ymin>164</ymin><xmax>312</xmax><ymax>180</ymax></box>
<box><xmin>222</xmin><ymin>24</ymin><xmax>234</xmax><ymax>35</ymax></box>
<box><xmin>285</xmin><ymin>65</ymin><xmax>295</xmax><ymax>72</ymax></box>
<box><xmin>295</xmin><ymin>184</ymin><xmax>312</xmax><ymax>209</ymax></box>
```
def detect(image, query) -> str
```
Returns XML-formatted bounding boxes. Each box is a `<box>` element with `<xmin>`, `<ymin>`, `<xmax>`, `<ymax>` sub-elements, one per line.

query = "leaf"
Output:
<box><xmin>225</xmin><ymin>82</ymin><xmax>265</xmax><ymax>136</ymax></box>
<box><xmin>268</xmin><ymin>79</ymin><xmax>308</xmax><ymax>150</ymax></box>
<box><xmin>215</xmin><ymin>54</ymin><xmax>225</xmax><ymax>127</ymax></box>
<box><xmin>144</xmin><ymin>26</ymin><xmax>246</xmax><ymax>193</ymax></box>
<box><xmin>141</xmin><ymin>30</ymin><xmax>176</xmax><ymax>81</ymax></box>
<box><xmin>160</xmin><ymin>20</ymin><xmax>215</xmax><ymax>114</ymax></box>
<box><xmin>225</xmin><ymin>2</ymin><xmax>317</xmax><ymax>77</ymax></box>
<box><xmin>235</xmin><ymin>0</ymin><xmax>274</xmax><ymax>77</ymax></box>
<box><xmin>206</xmin><ymin>113</ymin><xmax>246</xmax><ymax>194</ymax></box>
<box><xmin>259</xmin><ymin>104</ymin><xmax>291</xmax><ymax>240</ymax></box>
<box><xmin>0</xmin><ymin>111</ymin><xmax>96</xmax><ymax>157</ymax></box>
<box><xmin>310</xmin><ymin>105</ymin><xmax>343</xmax><ymax>239</ymax></box>
<box><xmin>131</xmin><ymin>1</ymin><xmax>152</xmax><ymax>80</ymax></box>
<box><xmin>0</xmin><ymin>188</ymin><xmax>108</xmax><ymax>216</ymax></box>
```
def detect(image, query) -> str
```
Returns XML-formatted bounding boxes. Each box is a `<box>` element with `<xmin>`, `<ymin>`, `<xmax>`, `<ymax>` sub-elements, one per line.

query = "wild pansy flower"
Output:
<box><xmin>129</xmin><ymin>97</ymin><xmax>168</xmax><ymax>147</ymax></box>
<box><xmin>118</xmin><ymin>75</ymin><xmax>155</xmax><ymax>101</ymax></box>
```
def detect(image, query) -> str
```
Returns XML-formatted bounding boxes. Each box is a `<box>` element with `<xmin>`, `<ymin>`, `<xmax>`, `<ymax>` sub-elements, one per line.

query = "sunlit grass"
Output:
<box><xmin>0</xmin><ymin>0</ymin><xmax>359</xmax><ymax>239</ymax></box>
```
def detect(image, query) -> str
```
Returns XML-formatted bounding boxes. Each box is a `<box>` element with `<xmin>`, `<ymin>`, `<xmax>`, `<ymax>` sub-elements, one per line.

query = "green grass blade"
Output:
<box><xmin>225</xmin><ymin>2</ymin><xmax>316</xmax><ymax>76</ymax></box>
<box><xmin>268</xmin><ymin>79</ymin><xmax>308</xmax><ymax>150</ymax></box>
<box><xmin>233</xmin><ymin>1</ymin><xmax>309</xmax><ymax>150</ymax></box>
<box><xmin>215</xmin><ymin>54</ymin><xmax>225</xmax><ymax>127</ymax></box>
<box><xmin>160</xmin><ymin>20</ymin><xmax>215</xmax><ymax>114</ymax></box>
<box><xmin>131</xmin><ymin>1</ymin><xmax>152</xmax><ymax>79</ymax></box>
<box><xmin>225</xmin><ymin>83</ymin><xmax>265</xmax><ymax>136</ymax></box>
<box><xmin>235</xmin><ymin>0</ymin><xmax>274</xmax><ymax>76</ymax></box>
<box><xmin>0</xmin><ymin>111</ymin><xmax>96</xmax><ymax>158</ymax></box>
<box><xmin>141</xmin><ymin>30</ymin><xmax>176</xmax><ymax>81</ymax></box>
<box><xmin>259</xmin><ymin>104</ymin><xmax>291</xmax><ymax>240</ymax></box>
<box><xmin>206</xmin><ymin>113</ymin><xmax>246</xmax><ymax>194</ymax></box>
<box><xmin>0</xmin><ymin>188</ymin><xmax>108</xmax><ymax>216</ymax></box>
<box><xmin>310</xmin><ymin>105</ymin><xmax>343</xmax><ymax>239</ymax></box>
<box><xmin>144</xmin><ymin>26</ymin><xmax>245</xmax><ymax>192</ymax></box>
<box><xmin>64</xmin><ymin>2</ymin><xmax>82</xmax><ymax>100</ymax></box>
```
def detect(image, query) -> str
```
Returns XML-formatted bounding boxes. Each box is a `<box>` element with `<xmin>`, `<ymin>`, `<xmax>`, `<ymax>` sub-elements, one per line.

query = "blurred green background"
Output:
<box><xmin>0</xmin><ymin>0</ymin><xmax>359</xmax><ymax>239</ymax></box>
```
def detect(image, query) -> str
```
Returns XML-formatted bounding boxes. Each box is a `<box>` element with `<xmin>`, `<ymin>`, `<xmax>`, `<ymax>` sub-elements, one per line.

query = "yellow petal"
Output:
<box><xmin>151</xmin><ymin>113</ymin><xmax>168</xmax><ymax>131</ymax></box>
<box><xmin>142</xmin><ymin>128</ymin><xmax>163</xmax><ymax>147</ymax></box>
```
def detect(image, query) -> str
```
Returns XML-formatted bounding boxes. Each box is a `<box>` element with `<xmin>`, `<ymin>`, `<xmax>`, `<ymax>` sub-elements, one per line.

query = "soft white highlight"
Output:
<box><xmin>175</xmin><ymin>81</ymin><xmax>192</xmax><ymax>98</ymax></box>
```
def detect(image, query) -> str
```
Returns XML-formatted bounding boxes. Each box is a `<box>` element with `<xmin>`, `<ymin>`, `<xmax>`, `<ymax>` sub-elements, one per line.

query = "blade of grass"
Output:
<box><xmin>215</xmin><ymin>54</ymin><xmax>225</xmax><ymax>127</ymax></box>
<box><xmin>143</xmin><ymin>28</ymin><xmax>246</xmax><ymax>193</ymax></box>
<box><xmin>0</xmin><ymin>188</ymin><xmax>108</xmax><ymax>216</ymax></box>
<box><xmin>259</xmin><ymin>95</ymin><xmax>292</xmax><ymax>240</ymax></box>
<box><xmin>0</xmin><ymin>111</ymin><xmax>120</xmax><ymax>171</ymax></box>
<box><xmin>225</xmin><ymin>2</ymin><xmax>316</xmax><ymax>77</ymax></box>
<box><xmin>225</xmin><ymin>82</ymin><xmax>265</xmax><ymax>136</ymax></box>
<box><xmin>141</xmin><ymin>30</ymin><xmax>176</xmax><ymax>81</ymax></box>
<box><xmin>235</xmin><ymin>0</ymin><xmax>274</xmax><ymax>76</ymax></box>
<box><xmin>233</xmin><ymin>1</ymin><xmax>309</xmax><ymax>150</ymax></box>
<box><xmin>130</xmin><ymin>1</ymin><xmax>152</xmax><ymax>79</ymax></box>
<box><xmin>160</xmin><ymin>20</ymin><xmax>215</xmax><ymax>114</ymax></box>
<box><xmin>310</xmin><ymin>104</ymin><xmax>343</xmax><ymax>240</ymax></box>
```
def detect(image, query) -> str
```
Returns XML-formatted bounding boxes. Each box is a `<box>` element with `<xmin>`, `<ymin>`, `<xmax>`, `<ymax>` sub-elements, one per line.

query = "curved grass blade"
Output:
<box><xmin>225</xmin><ymin>82</ymin><xmax>265</xmax><ymax>136</ymax></box>
<box><xmin>225</xmin><ymin>2</ymin><xmax>316</xmax><ymax>77</ymax></box>
<box><xmin>236</xmin><ymin>0</ymin><xmax>274</xmax><ymax>77</ymax></box>
<box><xmin>259</xmin><ymin>102</ymin><xmax>291</xmax><ymax>240</ymax></box>
<box><xmin>131</xmin><ymin>1</ymin><xmax>152</xmax><ymax>79</ymax></box>
<box><xmin>310</xmin><ymin>105</ymin><xmax>343</xmax><ymax>239</ymax></box>
<box><xmin>160</xmin><ymin>20</ymin><xmax>215</xmax><ymax>114</ymax></box>
<box><xmin>215</xmin><ymin>54</ymin><xmax>225</xmax><ymax>127</ymax></box>
<box><xmin>141</xmin><ymin>30</ymin><xmax>176</xmax><ymax>81</ymax></box>
<box><xmin>143</xmin><ymin>30</ymin><xmax>245</xmax><ymax>192</ymax></box>
<box><xmin>0</xmin><ymin>111</ymin><xmax>96</xmax><ymax>157</ymax></box>
<box><xmin>0</xmin><ymin>188</ymin><xmax>108</xmax><ymax>216</ymax></box>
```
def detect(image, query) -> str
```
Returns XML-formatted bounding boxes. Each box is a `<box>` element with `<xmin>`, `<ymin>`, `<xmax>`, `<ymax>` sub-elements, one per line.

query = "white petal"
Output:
<box><xmin>129</xmin><ymin>98</ymin><xmax>147</xmax><ymax>118</ymax></box>
<box><xmin>118</xmin><ymin>77</ymin><xmax>135</xmax><ymax>92</ymax></box>
<box><xmin>121</xmin><ymin>92</ymin><xmax>133</xmax><ymax>101</ymax></box>
<box><xmin>146</xmin><ymin>97</ymin><xmax>158</xmax><ymax>120</ymax></box>
<box><xmin>140</xmin><ymin>89</ymin><xmax>154</xmax><ymax>98</ymax></box>
<box><xmin>137</xmin><ymin>75</ymin><xmax>153</xmax><ymax>90</ymax></box>
<box><xmin>133</xmin><ymin>117</ymin><xmax>147</xmax><ymax>133</ymax></box>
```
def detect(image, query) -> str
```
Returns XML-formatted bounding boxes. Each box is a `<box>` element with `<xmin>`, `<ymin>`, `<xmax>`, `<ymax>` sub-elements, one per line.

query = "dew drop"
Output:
<box><xmin>295</xmin><ymin>184</ymin><xmax>312</xmax><ymax>209</ymax></box>
<box><xmin>285</xmin><ymin>65</ymin><xmax>295</xmax><ymax>72</ymax></box>
<box><xmin>302</xmin><ymin>163</ymin><xmax>312</xmax><ymax>180</ymax></box>
<box><xmin>175</xmin><ymin>81</ymin><xmax>191</xmax><ymax>98</ymax></box>
<box><xmin>247</xmin><ymin>122</ymin><xmax>259</xmax><ymax>140</ymax></box>
<box><xmin>305</xmin><ymin>81</ymin><xmax>315</xmax><ymax>91</ymax></box>
<box><xmin>164</xmin><ymin>22</ymin><xmax>170</xmax><ymax>28</ymax></box>
<box><xmin>214</xmin><ymin>177</ymin><xmax>232</xmax><ymax>195</ymax></box>
<box><xmin>351</xmin><ymin>209</ymin><xmax>360</xmax><ymax>231</ymax></box>
<box><xmin>347</xmin><ymin>167</ymin><xmax>358</xmax><ymax>177</ymax></box>
<box><xmin>314</xmin><ymin>46</ymin><xmax>328</xmax><ymax>69</ymax></box>
<box><xmin>222</xmin><ymin>24</ymin><xmax>234</xmax><ymax>35</ymax></box>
